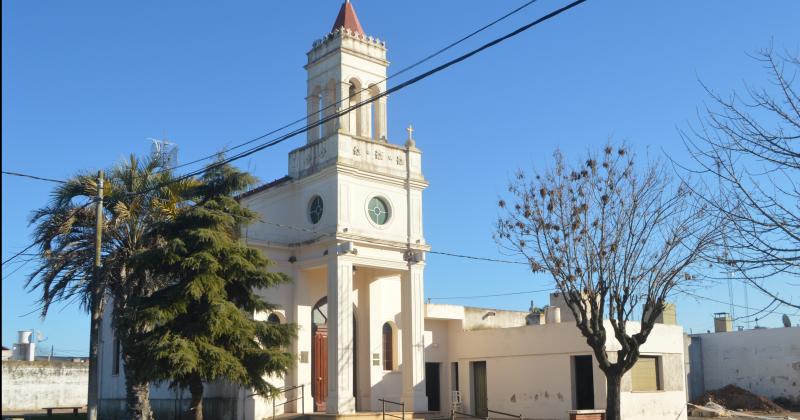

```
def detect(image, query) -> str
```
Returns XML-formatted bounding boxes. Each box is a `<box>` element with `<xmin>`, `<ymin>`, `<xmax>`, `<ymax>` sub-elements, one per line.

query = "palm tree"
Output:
<box><xmin>27</xmin><ymin>154</ymin><xmax>195</xmax><ymax>420</ymax></box>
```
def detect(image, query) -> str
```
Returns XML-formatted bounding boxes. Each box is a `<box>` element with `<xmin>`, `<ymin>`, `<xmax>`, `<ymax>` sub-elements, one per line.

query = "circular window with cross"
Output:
<box><xmin>367</xmin><ymin>197</ymin><xmax>390</xmax><ymax>225</ymax></box>
<box><xmin>308</xmin><ymin>195</ymin><xmax>324</xmax><ymax>224</ymax></box>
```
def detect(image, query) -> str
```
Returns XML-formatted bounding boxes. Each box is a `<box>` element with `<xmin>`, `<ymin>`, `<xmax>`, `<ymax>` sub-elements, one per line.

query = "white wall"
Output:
<box><xmin>691</xmin><ymin>326</ymin><xmax>800</xmax><ymax>401</ymax></box>
<box><xmin>2</xmin><ymin>361</ymin><xmax>88</xmax><ymax>411</ymax></box>
<box><xmin>365</xmin><ymin>271</ymin><xmax>404</xmax><ymax>409</ymax></box>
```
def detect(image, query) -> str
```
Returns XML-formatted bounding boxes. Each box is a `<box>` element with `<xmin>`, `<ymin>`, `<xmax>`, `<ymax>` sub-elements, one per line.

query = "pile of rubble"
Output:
<box><xmin>689</xmin><ymin>385</ymin><xmax>793</xmax><ymax>418</ymax></box>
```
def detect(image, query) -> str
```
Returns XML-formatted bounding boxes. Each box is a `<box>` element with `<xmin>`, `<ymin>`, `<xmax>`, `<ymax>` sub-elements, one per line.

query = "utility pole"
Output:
<box><xmin>87</xmin><ymin>170</ymin><xmax>104</xmax><ymax>420</ymax></box>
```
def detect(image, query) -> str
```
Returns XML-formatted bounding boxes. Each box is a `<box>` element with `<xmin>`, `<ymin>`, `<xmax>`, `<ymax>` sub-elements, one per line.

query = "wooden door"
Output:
<box><xmin>472</xmin><ymin>361</ymin><xmax>487</xmax><ymax>418</ymax></box>
<box><xmin>312</xmin><ymin>326</ymin><xmax>328</xmax><ymax>412</ymax></box>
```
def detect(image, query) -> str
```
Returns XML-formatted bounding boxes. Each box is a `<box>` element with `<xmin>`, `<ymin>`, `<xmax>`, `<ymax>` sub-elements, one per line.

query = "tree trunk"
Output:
<box><xmin>125</xmin><ymin>378</ymin><xmax>153</xmax><ymax>420</ymax></box>
<box><xmin>605</xmin><ymin>372</ymin><xmax>622</xmax><ymax>420</ymax></box>
<box><xmin>189</xmin><ymin>376</ymin><xmax>204</xmax><ymax>420</ymax></box>
<box><xmin>86</xmin><ymin>290</ymin><xmax>105</xmax><ymax>420</ymax></box>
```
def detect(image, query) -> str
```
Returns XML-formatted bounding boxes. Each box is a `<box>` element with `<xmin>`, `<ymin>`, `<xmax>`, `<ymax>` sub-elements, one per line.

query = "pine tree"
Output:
<box><xmin>131</xmin><ymin>161</ymin><xmax>295</xmax><ymax>420</ymax></box>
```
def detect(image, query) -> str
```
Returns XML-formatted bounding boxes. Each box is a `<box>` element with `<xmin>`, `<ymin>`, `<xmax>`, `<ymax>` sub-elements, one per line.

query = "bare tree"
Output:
<box><xmin>496</xmin><ymin>145</ymin><xmax>719</xmax><ymax>420</ymax></box>
<box><xmin>682</xmin><ymin>46</ymin><xmax>800</xmax><ymax>309</ymax></box>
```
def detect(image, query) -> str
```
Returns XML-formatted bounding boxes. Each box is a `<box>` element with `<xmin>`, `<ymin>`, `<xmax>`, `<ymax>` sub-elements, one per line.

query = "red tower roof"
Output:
<box><xmin>331</xmin><ymin>1</ymin><xmax>364</xmax><ymax>35</ymax></box>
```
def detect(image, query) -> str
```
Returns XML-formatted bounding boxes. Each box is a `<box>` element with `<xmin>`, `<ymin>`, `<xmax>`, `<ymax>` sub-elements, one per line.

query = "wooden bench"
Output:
<box><xmin>42</xmin><ymin>406</ymin><xmax>84</xmax><ymax>416</ymax></box>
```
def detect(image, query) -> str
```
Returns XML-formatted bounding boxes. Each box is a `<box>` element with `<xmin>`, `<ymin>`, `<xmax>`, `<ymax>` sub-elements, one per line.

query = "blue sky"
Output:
<box><xmin>3</xmin><ymin>0</ymin><xmax>799</xmax><ymax>354</ymax></box>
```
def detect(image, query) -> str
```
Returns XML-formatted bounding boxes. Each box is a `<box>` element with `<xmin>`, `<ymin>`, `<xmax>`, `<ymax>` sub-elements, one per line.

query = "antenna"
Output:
<box><xmin>717</xmin><ymin>159</ymin><xmax>737</xmax><ymax>328</ymax></box>
<box><xmin>743</xmin><ymin>278</ymin><xmax>750</xmax><ymax>329</ymax></box>
<box><xmin>148</xmin><ymin>136</ymin><xmax>179</xmax><ymax>169</ymax></box>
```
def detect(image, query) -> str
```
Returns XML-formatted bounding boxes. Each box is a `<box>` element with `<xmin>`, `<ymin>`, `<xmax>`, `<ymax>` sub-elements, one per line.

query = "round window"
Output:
<box><xmin>368</xmin><ymin>197</ymin><xmax>390</xmax><ymax>225</ymax></box>
<box><xmin>309</xmin><ymin>196</ymin><xmax>324</xmax><ymax>224</ymax></box>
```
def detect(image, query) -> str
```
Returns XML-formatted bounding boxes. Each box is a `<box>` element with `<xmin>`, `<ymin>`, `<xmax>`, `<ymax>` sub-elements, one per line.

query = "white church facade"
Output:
<box><xmin>98</xmin><ymin>3</ymin><xmax>688</xmax><ymax>420</ymax></box>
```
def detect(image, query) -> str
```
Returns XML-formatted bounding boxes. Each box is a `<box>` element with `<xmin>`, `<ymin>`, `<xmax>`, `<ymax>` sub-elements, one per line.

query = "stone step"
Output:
<box><xmin>267</xmin><ymin>412</ymin><xmax>444</xmax><ymax>420</ymax></box>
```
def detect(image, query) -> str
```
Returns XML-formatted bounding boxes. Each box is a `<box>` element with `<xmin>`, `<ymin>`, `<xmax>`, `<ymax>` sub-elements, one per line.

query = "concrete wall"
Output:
<box><xmin>463</xmin><ymin>307</ymin><xmax>528</xmax><ymax>330</ymax></box>
<box><xmin>689</xmin><ymin>326</ymin><xmax>800</xmax><ymax>401</ymax></box>
<box><xmin>2</xmin><ymin>360</ymin><xmax>88</xmax><ymax>411</ymax></box>
<box><xmin>685</xmin><ymin>335</ymin><xmax>704</xmax><ymax>401</ymax></box>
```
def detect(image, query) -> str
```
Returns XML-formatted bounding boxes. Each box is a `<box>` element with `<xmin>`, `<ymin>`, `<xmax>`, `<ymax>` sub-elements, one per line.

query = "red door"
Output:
<box><xmin>312</xmin><ymin>326</ymin><xmax>328</xmax><ymax>412</ymax></box>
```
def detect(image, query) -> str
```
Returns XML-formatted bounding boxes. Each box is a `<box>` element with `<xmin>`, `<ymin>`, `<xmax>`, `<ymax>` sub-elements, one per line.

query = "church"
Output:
<box><xmin>98</xmin><ymin>3</ymin><xmax>688</xmax><ymax>420</ymax></box>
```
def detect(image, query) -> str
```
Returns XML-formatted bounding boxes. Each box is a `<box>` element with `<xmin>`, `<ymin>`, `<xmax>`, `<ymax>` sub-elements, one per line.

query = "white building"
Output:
<box><xmin>98</xmin><ymin>3</ymin><xmax>687</xmax><ymax>419</ymax></box>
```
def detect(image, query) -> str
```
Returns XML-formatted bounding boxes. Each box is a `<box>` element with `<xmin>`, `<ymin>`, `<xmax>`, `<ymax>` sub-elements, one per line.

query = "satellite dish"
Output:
<box><xmin>36</xmin><ymin>331</ymin><xmax>46</xmax><ymax>342</ymax></box>
<box><xmin>783</xmin><ymin>314</ymin><xmax>792</xmax><ymax>328</ymax></box>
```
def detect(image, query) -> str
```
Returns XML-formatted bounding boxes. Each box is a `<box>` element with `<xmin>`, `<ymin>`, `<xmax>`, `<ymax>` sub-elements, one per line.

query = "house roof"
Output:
<box><xmin>331</xmin><ymin>1</ymin><xmax>364</xmax><ymax>35</ymax></box>
<box><xmin>236</xmin><ymin>176</ymin><xmax>292</xmax><ymax>200</ymax></box>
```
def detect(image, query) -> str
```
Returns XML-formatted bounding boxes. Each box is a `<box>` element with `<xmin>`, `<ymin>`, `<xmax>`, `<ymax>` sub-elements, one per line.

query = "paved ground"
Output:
<box><xmin>1</xmin><ymin>409</ymin><xmax>86</xmax><ymax>419</ymax></box>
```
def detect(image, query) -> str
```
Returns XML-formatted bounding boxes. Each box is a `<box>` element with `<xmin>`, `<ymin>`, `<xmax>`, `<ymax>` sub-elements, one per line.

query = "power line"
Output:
<box><xmin>256</xmin><ymin>219</ymin><xmax>532</xmax><ymax>266</ymax></box>
<box><xmin>429</xmin><ymin>287</ymin><xmax>556</xmax><ymax>301</ymax></box>
<box><xmin>677</xmin><ymin>290</ymin><xmax>797</xmax><ymax>318</ymax></box>
<box><xmin>428</xmin><ymin>250</ymin><xmax>529</xmax><ymax>265</ymax></box>
<box><xmin>160</xmin><ymin>0</ymin><xmax>543</xmax><ymax>175</ymax></box>
<box><xmin>732</xmin><ymin>298</ymin><xmax>778</xmax><ymax>321</ymax></box>
<box><xmin>2</xmin><ymin>170</ymin><xmax>66</xmax><ymax>184</ymax></box>
<box><xmin>119</xmin><ymin>0</ymin><xmax>589</xmax><ymax>201</ymax></box>
<box><xmin>2</xmin><ymin>257</ymin><xmax>35</xmax><ymax>280</ymax></box>
<box><xmin>3</xmin><ymin>199</ymin><xmax>97</xmax><ymax>267</ymax></box>
<box><xmin>2</xmin><ymin>243</ymin><xmax>39</xmax><ymax>266</ymax></box>
<box><xmin>197</xmin><ymin>0</ymin><xmax>589</xmax><ymax>175</ymax></box>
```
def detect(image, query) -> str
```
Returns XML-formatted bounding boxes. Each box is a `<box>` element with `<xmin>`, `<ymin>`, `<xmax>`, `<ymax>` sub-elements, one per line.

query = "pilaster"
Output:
<box><xmin>401</xmin><ymin>262</ymin><xmax>428</xmax><ymax>411</ymax></box>
<box><xmin>327</xmin><ymin>251</ymin><xmax>356</xmax><ymax>413</ymax></box>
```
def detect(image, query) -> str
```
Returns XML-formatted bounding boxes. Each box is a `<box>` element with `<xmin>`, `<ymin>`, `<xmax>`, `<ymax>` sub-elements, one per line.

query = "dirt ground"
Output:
<box><xmin>689</xmin><ymin>413</ymin><xmax>800</xmax><ymax>420</ymax></box>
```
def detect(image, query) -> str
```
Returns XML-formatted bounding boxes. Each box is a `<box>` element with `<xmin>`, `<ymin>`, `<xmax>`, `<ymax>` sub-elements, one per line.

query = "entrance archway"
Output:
<box><xmin>311</xmin><ymin>297</ymin><xmax>358</xmax><ymax>412</ymax></box>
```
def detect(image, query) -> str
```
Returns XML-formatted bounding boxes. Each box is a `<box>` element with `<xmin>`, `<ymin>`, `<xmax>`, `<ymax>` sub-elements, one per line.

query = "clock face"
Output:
<box><xmin>309</xmin><ymin>196</ymin><xmax>324</xmax><ymax>224</ymax></box>
<box><xmin>368</xmin><ymin>197</ymin><xmax>390</xmax><ymax>225</ymax></box>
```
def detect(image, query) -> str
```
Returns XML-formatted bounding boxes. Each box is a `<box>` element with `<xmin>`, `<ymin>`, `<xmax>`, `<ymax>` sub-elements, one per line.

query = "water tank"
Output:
<box><xmin>714</xmin><ymin>313</ymin><xmax>733</xmax><ymax>333</ymax></box>
<box><xmin>15</xmin><ymin>331</ymin><xmax>36</xmax><ymax>361</ymax></box>
<box><xmin>545</xmin><ymin>306</ymin><xmax>561</xmax><ymax>324</ymax></box>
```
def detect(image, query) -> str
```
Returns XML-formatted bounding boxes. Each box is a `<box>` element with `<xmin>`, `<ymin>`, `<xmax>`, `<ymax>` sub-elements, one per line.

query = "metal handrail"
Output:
<box><xmin>487</xmin><ymin>409</ymin><xmax>522</xmax><ymax>420</ymax></box>
<box><xmin>379</xmin><ymin>398</ymin><xmax>405</xmax><ymax>420</ymax></box>
<box><xmin>270</xmin><ymin>384</ymin><xmax>305</xmax><ymax>420</ymax></box>
<box><xmin>451</xmin><ymin>409</ymin><xmax>522</xmax><ymax>420</ymax></box>
<box><xmin>452</xmin><ymin>410</ymin><xmax>484</xmax><ymax>420</ymax></box>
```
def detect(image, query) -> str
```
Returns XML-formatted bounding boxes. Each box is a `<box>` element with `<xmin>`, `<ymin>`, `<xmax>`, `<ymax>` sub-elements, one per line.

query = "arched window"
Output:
<box><xmin>322</xmin><ymin>80</ymin><xmax>337</xmax><ymax>138</ymax></box>
<box><xmin>348</xmin><ymin>79</ymin><xmax>363</xmax><ymax>136</ymax></box>
<box><xmin>267</xmin><ymin>313</ymin><xmax>281</xmax><ymax>324</ymax></box>
<box><xmin>382</xmin><ymin>322</ymin><xmax>394</xmax><ymax>371</ymax></box>
<box><xmin>368</xmin><ymin>85</ymin><xmax>381</xmax><ymax>140</ymax></box>
<box><xmin>308</xmin><ymin>86</ymin><xmax>323</xmax><ymax>143</ymax></box>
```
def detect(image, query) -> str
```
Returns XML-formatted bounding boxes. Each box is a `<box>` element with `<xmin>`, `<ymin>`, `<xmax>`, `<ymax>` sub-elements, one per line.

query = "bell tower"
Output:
<box><xmin>287</xmin><ymin>0</ymin><xmax>426</xmax><ymax>250</ymax></box>
<box><xmin>305</xmin><ymin>0</ymin><xmax>389</xmax><ymax>144</ymax></box>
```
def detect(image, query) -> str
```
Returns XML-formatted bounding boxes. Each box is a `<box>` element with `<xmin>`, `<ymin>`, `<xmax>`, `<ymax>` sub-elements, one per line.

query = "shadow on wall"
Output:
<box><xmin>99</xmin><ymin>397</ymin><xmax>239</xmax><ymax>420</ymax></box>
